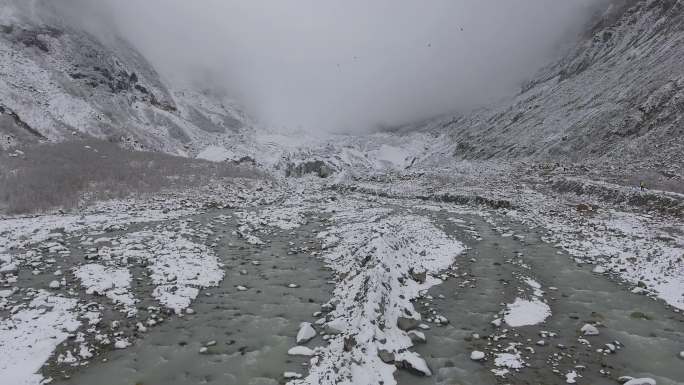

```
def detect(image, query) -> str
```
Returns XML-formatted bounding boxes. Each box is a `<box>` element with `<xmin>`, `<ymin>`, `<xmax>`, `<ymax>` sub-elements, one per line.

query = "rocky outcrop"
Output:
<box><xmin>0</xmin><ymin>5</ymin><xmax>252</xmax><ymax>156</ymax></box>
<box><xmin>285</xmin><ymin>160</ymin><xmax>334</xmax><ymax>178</ymax></box>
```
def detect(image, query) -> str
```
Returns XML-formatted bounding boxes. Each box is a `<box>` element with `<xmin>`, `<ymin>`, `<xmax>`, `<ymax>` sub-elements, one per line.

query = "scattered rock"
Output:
<box><xmin>408</xmin><ymin>330</ymin><xmax>426</xmax><ymax>344</ymax></box>
<box><xmin>565</xmin><ymin>370</ymin><xmax>580</xmax><ymax>384</ymax></box>
<box><xmin>470</xmin><ymin>351</ymin><xmax>485</xmax><ymax>361</ymax></box>
<box><xmin>285</xmin><ymin>160</ymin><xmax>334</xmax><ymax>178</ymax></box>
<box><xmin>288</xmin><ymin>346</ymin><xmax>315</xmax><ymax>356</ymax></box>
<box><xmin>48</xmin><ymin>280</ymin><xmax>60</xmax><ymax>289</ymax></box>
<box><xmin>630</xmin><ymin>311</ymin><xmax>651</xmax><ymax>320</ymax></box>
<box><xmin>395</xmin><ymin>355</ymin><xmax>432</xmax><ymax>376</ymax></box>
<box><xmin>631</xmin><ymin>287</ymin><xmax>649</xmax><ymax>295</ymax></box>
<box><xmin>283</xmin><ymin>372</ymin><xmax>302</xmax><ymax>379</ymax></box>
<box><xmin>343</xmin><ymin>335</ymin><xmax>356</xmax><ymax>352</ymax></box>
<box><xmin>324</xmin><ymin>319</ymin><xmax>345</xmax><ymax>335</ymax></box>
<box><xmin>378</xmin><ymin>349</ymin><xmax>395</xmax><ymax>364</ymax></box>
<box><xmin>409</xmin><ymin>267</ymin><xmax>427</xmax><ymax>284</ymax></box>
<box><xmin>397</xmin><ymin>316</ymin><xmax>420</xmax><ymax>331</ymax></box>
<box><xmin>580</xmin><ymin>323</ymin><xmax>599</xmax><ymax>336</ymax></box>
<box><xmin>576</xmin><ymin>203</ymin><xmax>593</xmax><ymax>212</ymax></box>
<box><xmin>247</xmin><ymin>378</ymin><xmax>278</xmax><ymax>385</ymax></box>
<box><xmin>296</xmin><ymin>322</ymin><xmax>317</xmax><ymax>344</ymax></box>
<box><xmin>623</xmin><ymin>378</ymin><xmax>656</xmax><ymax>385</ymax></box>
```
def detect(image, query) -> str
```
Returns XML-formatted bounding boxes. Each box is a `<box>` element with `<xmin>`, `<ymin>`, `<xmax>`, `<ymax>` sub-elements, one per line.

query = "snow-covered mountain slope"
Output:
<box><xmin>275</xmin><ymin>0</ymin><xmax>683</xmax><ymax>185</ymax></box>
<box><xmin>423</xmin><ymin>0</ymin><xmax>683</xmax><ymax>168</ymax></box>
<box><xmin>0</xmin><ymin>2</ymin><xmax>255</xmax><ymax>156</ymax></box>
<box><xmin>1</xmin><ymin>0</ymin><xmax>681</xmax><ymax>183</ymax></box>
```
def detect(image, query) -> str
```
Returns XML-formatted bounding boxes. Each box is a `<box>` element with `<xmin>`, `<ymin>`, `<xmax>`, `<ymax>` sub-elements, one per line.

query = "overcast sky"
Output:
<box><xmin>48</xmin><ymin>1</ymin><xmax>607</xmax><ymax>132</ymax></box>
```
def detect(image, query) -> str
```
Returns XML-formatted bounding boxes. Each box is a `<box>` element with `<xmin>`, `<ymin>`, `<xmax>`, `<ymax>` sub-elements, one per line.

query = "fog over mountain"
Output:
<box><xmin>2</xmin><ymin>1</ymin><xmax>684</xmax><ymax>384</ymax></box>
<box><xmin>45</xmin><ymin>0</ymin><xmax>606</xmax><ymax>132</ymax></box>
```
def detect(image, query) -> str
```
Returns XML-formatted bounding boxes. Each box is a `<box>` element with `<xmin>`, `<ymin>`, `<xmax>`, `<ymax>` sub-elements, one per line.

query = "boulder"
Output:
<box><xmin>296</xmin><ymin>322</ymin><xmax>317</xmax><ymax>344</ymax></box>
<box><xmin>580</xmin><ymin>323</ymin><xmax>599</xmax><ymax>336</ymax></box>
<box><xmin>397</xmin><ymin>316</ymin><xmax>420</xmax><ymax>331</ymax></box>
<box><xmin>395</xmin><ymin>355</ymin><xmax>432</xmax><ymax>376</ymax></box>
<box><xmin>324</xmin><ymin>319</ymin><xmax>345</xmax><ymax>335</ymax></box>
<box><xmin>343</xmin><ymin>335</ymin><xmax>356</xmax><ymax>352</ymax></box>
<box><xmin>409</xmin><ymin>267</ymin><xmax>427</xmax><ymax>283</ymax></box>
<box><xmin>288</xmin><ymin>346</ymin><xmax>315</xmax><ymax>356</ymax></box>
<box><xmin>623</xmin><ymin>378</ymin><xmax>656</xmax><ymax>385</ymax></box>
<box><xmin>408</xmin><ymin>330</ymin><xmax>426</xmax><ymax>344</ymax></box>
<box><xmin>378</xmin><ymin>349</ymin><xmax>395</xmax><ymax>364</ymax></box>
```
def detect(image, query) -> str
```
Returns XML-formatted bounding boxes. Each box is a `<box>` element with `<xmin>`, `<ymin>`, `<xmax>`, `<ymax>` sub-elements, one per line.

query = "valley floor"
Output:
<box><xmin>0</xmin><ymin>168</ymin><xmax>682</xmax><ymax>385</ymax></box>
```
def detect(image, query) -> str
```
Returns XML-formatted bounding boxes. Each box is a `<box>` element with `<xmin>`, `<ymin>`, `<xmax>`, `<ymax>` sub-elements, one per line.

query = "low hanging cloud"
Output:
<box><xmin>46</xmin><ymin>0</ymin><xmax>607</xmax><ymax>132</ymax></box>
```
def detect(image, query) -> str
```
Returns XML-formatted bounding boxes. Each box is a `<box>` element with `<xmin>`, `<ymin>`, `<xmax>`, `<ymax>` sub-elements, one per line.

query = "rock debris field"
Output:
<box><xmin>1</xmin><ymin>179</ymin><xmax>682</xmax><ymax>385</ymax></box>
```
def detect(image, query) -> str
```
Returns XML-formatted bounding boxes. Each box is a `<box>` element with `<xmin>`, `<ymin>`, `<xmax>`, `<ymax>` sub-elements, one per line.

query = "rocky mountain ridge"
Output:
<box><xmin>1</xmin><ymin>0</ymin><xmax>682</xmax><ymax>187</ymax></box>
<box><xmin>0</xmin><ymin>2</ymin><xmax>255</xmax><ymax>157</ymax></box>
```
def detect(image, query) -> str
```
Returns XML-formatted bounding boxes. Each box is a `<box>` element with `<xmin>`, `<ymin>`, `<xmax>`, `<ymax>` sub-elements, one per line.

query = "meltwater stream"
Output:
<box><xmin>53</xmin><ymin>209</ymin><xmax>334</xmax><ymax>385</ymax></box>
<box><xmin>397</xmin><ymin>210</ymin><xmax>684</xmax><ymax>385</ymax></box>
<box><xmin>46</xmin><ymin>201</ymin><xmax>683</xmax><ymax>385</ymax></box>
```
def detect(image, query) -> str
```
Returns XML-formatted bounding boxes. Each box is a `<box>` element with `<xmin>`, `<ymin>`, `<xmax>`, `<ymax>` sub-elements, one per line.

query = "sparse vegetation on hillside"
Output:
<box><xmin>0</xmin><ymin>139</ymin><xmax>263</xmax><ymax>214</ymax></box>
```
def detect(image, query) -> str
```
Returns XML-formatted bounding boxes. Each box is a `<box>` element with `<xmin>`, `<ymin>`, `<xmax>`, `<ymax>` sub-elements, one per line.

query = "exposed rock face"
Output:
<box><xmin>285</xmin><ymin>160</ymin><xmax>334</xmax><ymax>178</ymax></box>
<box><xmin>0</xmin><ymin>4</ymin><xmax>253</xmax><ymax>156</ymax></box>
<box><xmin>0</xmin><ymin>104</ymin><xmax>46</xmax><ymax>149</ymax></box>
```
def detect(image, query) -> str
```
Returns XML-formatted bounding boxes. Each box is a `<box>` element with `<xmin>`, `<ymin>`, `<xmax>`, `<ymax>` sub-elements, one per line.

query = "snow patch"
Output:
<box><xmin>504</xmin><ymin>298</ymin><xmax>551</xmax><ymax>327</ymax></box>
<box><xmin>0</xmin><ymin>292</ymin><xmax>80</xmax><ymax>385</ymax></box>
<box><xmin>74</xmin><ymin>264</ymin><xmax>137</xmax><ymax>316</ymax></box>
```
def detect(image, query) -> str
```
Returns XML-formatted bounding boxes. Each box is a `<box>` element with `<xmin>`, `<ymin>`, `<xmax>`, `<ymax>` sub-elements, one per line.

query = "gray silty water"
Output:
<box><xmin>397</xmin><ymin>210</ymin><xmax>684</xmax><ymax>385</ymax></box>
<box><xmin>24</xmin><ymin>202</ymin><xmax>683</xmax><ymax>385</ymax></box>
<box><xmin>52</xmin><ymin>209</ymin><xmax>334</xmax><ymax>385</ymax></box>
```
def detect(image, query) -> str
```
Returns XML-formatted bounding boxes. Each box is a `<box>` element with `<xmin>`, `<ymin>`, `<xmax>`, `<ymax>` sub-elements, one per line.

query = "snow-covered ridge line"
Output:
<box><xmin>291</xmin><ymin>198</ymin><xmax>465</xmax><ymax>384</ymax></box>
